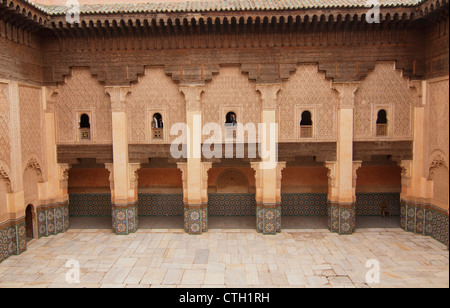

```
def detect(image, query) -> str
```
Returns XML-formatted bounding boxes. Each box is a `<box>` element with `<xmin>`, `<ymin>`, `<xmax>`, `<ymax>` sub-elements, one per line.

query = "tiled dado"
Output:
<box><xmin>184</xmin><ymin>204</ymin><xmax>208</xmax><ymax>235</ymax></box>
<box><xmin>327</xmin><ymin>202</ymin><xmax>356</xmax><ymax>235</ymax></box>
<box><xmin>137</xmin><ymin>194</ymin><xmax>184</xmax><ymax>216</ymax></box>
<box><xmin>112</xmin><ymin>203</ymin><xmax>138</xmax><ymax>235</ymax></box>
<box><xmin>69</xmin><ymin>194</ymin><xmax>112</xmax><ymax>217</ymax></box>
<box><xmin>208</xmin><ymin>194</ymin><xmax>257</xmax><ymax>216</ymax></box>
<box><xmin>281</xmin><ymin>194</ymin><xmax>328</xmax><ymax>216</ymax></box>
<box><xmin>257</xmin><ymin>204</ymin><xmax>281</xmax><ymax>235</ymax></box>
<box><xmin>0</xmin><ymin>218</ymin><xmax>26</xmax><ymax>263</ymax></box>
<box><xmin>37</xmin><ymin>202</ymin><xmax>69</xmax><ymax>238</ymax></box>
<box><xmin>401</xmin><ymin>200</ymin><xmax>449</xmax><ymax>246</ymax></box>
<box><xmin>356</xmin><ymin>193</ymin><xmax>401</xmax><ymax>216</ymax></box>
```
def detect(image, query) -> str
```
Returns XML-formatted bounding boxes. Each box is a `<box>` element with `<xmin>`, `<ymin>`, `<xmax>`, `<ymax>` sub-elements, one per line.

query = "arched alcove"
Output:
<box><xmin>216</xmin><ymin>169</ymin><xmax>249</xmax><ymax>193</ymax></box>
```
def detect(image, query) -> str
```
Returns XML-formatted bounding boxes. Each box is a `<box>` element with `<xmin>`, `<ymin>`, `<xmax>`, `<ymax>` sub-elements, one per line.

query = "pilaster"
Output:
<box><xmin>252</xmin><ymin>161</ymin><xmax>286</xmax><ymax>234</ymax></box>
<box><xmin>105</xmin><ymin>86</ymin><xmax>138</xmax><ymax>235</ymax></box>
<box><xmin>326</xmin><ymin>82</ymin><xmax>360</xmax><ymax>234</ymax></box>
<box><xmin>178</xmin><ymin>83</ymin><xmax>210</xmax><ymax>234</ymax></box>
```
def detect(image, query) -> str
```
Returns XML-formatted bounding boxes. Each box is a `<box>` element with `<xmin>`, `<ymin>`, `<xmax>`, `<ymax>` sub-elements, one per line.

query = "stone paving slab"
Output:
<box><xmin>0</xmin><ymin>228</ymin><xmax>448</xmax><ymax>288</ymax></box>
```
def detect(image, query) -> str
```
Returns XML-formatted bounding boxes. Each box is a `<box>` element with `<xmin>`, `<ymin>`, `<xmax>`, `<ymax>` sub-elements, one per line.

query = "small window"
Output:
<box><xmin>152</xmin><ymin>113</ymin><xmax>164</xmax><ymax>140</ymax></box>
<box><xmin>79</xmin><ymin>114</ymin><xmax>91</xmax><ymax>140</ymax></box>
<box><xmin>300</xmin><ymin>111</ymin><xmax>313</xmax><ymax>138</ymax></box>
<box><xmin>225</xmin><ymin>112</ymin><xmax>237</xmax><ymax>126</ymax></box>
<box><xmin>376</xmin><ymin>109</ymin><xmax>388</xmax><ymax>136</ymax></box>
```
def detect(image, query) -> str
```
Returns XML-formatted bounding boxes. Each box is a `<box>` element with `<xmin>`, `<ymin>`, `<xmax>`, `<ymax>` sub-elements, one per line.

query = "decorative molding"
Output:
<box><xmin>256</xmin><ymin>83</ymin><xmax>282</xmax><ymax>110</ymax></box>
<box><xmin>179</xmin><ymin>84</ymin><xmax>205</xmax><ymax>112</ymax></box>
<box><xmin>57</xmin><ymin>163</ymin><xmax>71</xmax><ymax>190</ymax></box>
<box><xmin>276</xmin><ymin>162</ymin><xmax>287</xmax><ymax>190</ymax></box>
<box><xmin>176</xmin><ymin>162</ymin><xmax>188</xmax><ymax>203</ymax></box>
<box><xmin>104</xmin><ymin>163</ymin><xmax>114</xmax><ymax>190</ymax></box>
<box><xmin>352</xmin><ymin>161</ymin><xmax>363</xmax><ymax>188</ymax></box>
<box><xmin>201</xmin><ymin>162</ymin><xmax>213</xmax><ymax>202</ymax></box>
<box><xmin>0</xmin><ymin>164</ymin><xmax>12</xmax><ymax>193</ymax></box>
<box><xmin>44</xmin><ymin>87</ymin><xmax>59</xmax><ymax>112</ymax></box>
<box><xmin>408</xmin><ymin>79</ymin><xmax>423</xmax><ymax>104</ymax></box>
<box><xmin>105</xmin><ymin>86</ymin><xmax>132</xmax><ymax>112</ymax></box>
<box><xmin>333</xmin><ymin>82</ymin><xmax>360</xmax><ymax>109</ymax></box>
<box><xmin>398</xmin><ymin>160</ymin><xmax>413</xmax><ymax>187</ymax></box>
<box><xmin>24</xmin><ymin>157</ymin><xmax>44</xmax><ymax>183</ymax></box>
<box><xmin>428</xmin><ymin>151</ymin><xmax>448</xmax><ymax>180</ymax></box>
<box><xmin>129</xmin><ymin>163</ymin><xmax>141</xmax><ymax>190</ymax></box>
<box><xmin>324</xmin><ymin>161</ymin><xmax>336</xmax><ymax>188</ymax></box>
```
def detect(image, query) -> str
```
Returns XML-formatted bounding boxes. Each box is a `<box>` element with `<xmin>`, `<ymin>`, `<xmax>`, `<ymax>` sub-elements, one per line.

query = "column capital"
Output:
<box><xmin>333</xmin><ymin>82</ymin><xmax>360</xmax><ymax>109</ymax></box>
<box><xmin>324</xmin><ymin>161</ymin><xmax>337</xmax><ymax>188</ymax></box>
<box><xmin>105</xmin><ymin>86</ymin><xmax>132</xmax><ymax>112</ymax></box>
<box><xmin>0</xmin><ymin>163</ymin><xmax>12</xmax><ymax>193</ymax></box>
<box><xmin>398</xmin><ymin>160</ymin><xmax>413</xmax><ymax>187</ymax></box>
<box><xmin>104</xmin><ymin>163</ymin><xmax>114</xmax><ymax>191</ymax></box>
<box><xmin>179</xmin><ymin>83</ymin><xmax>205</xmax><ymax>111</ymax></box>
<box><xmin>44</xmin><ymin>86</ymin><xmax>59</xmax><ymax>112</ymax></box>
<box><xmin>57</xmin><ymin>163</ymin><xmax>71</xmax><ymax>190</ymax></box>
<box><xmin>352</xmin><ymin>161</ymin><xmax>363</xmax><ymax>188</ymax></box>
<box><xmin>129</xmin><ymin>163</ymin><xmax>141</xmax><ymax>190</ymax></box>
<box><xmin>256</xmin><ymin>83</ymin><xmax>282</xmax><ymax>110</ymax></box>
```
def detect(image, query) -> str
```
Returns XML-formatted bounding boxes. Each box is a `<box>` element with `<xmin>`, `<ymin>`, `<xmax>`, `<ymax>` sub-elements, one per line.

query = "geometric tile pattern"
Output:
<box><xmin>328</xmin><ymin>202</ymin><xmax>356</xmax><ymax>235</ymax></box>
<box><xmin>37</xmin><ymin>202</ymin><xmax>69</xmax><ymax>238</ymax></box>
<box><xmin>400</xmin><ymin>200</ymin><xmax>449</xmax><ymax>247</ymax></box>
<box><xmin>356</xmin><ymin>193</ymin><xmax>401</xmax><ymax>216</ymax></box>
<box><xmin>281</xmin><ymin>193</ymin><xmax>328</xmax><ymax>216</ymax></box>
<box><xmin>184</xmin><ymin>206</ymin><xmax>205</xmax><ymax>235</ymax></box>
<box><xmin>0</xmin><ymin>217</ymin><xmax>26</xmax><ymax>263</ymax></box>
<box><xmin>256</xmin><ymin>204</ymin><xmax>281</xmax><ymax>235</ymax></box>
<box><xmin>68</xmin><ymin>194</ymin><xmax>112</xmax><ymax>217</ymax></box>
<box><xmin>137</xmin><ymin>194</ymin><xmax>184</xmax><ymax>216</ymax></box>
<box><xmin>208</xmin><ymin>194</ymin><xmax>256</xmax><ymax>216</ymax></box>
<box><xmin>112</xmin><ymin>203</ymin><xmax>138</xmax><ymax>235</ymax></box>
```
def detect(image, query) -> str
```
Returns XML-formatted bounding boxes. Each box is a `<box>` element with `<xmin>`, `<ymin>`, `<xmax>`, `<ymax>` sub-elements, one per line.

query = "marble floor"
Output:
<box><xmin>68</xmin><ymin>216</ymin><xmax>401</xmax><ymax>230</ymax></box>
<box><xmin>0</xmin><ymin>226</ymin><xmax>447</xmax><ymax>288</ymax></box>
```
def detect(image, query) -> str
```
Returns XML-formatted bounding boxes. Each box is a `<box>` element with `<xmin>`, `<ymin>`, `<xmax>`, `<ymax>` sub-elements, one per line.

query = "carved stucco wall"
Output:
<box><xmin>23</xmin><ymin>167</ymin><xmax>39</xmax><ymax>208</ymax></box>
<box><xmin>278</xmin><ymin>64</ymin><xmax>337</xmax><ymax>142</ymax></box>
<box><xmin>54</xmin><ymin>67</ymin><xmax>112</xmax><ymax>144</ymax></box>
<box><xmin>127</xmin><ymin>67</ymin><xmax>186</xmax><ymax>143</ymax></box>
<box><xmin>0</xmin><ymin>180</ymin><xmax>8</xmax><ymax>223</ymax></box>
<box><xmin>202</xmin><ymin>66</ymin><xmax>261</xmax><ymax>143</ymax></box>
<box><xmin>425</xmin><ymin>77</ymin><xmax>449</xmax><ymax>209</ymax></box>
<box><xmin>19</xmin><ymin>85</ymin><xmax>45</xmax><ymax>176</ymax></box>
<box><xmin>0</xmin><ymin>83</ymin><xmax>10</xmax><ymax>170</ymax></box>
<box><xmin>354</xmin><ymin>62</ymin><xmax>418</xmax><ymax>141</ymax></box>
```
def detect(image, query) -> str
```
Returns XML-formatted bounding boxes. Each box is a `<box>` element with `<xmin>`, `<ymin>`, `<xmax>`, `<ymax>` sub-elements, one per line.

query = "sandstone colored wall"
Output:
<box><xmin>0</xmin><ymin>181</ymin><xmax>8</xmax><ymax>223</ymax></box>
<box><xmin>281</xmin><ymin>167</ymin><xmax>328</xmax><ymax>194</ymax></box>
<box><xmin>356</xmin><ymin>165</ymin><xmax>402</xmax><ymax>193</ymax></box>
<box><xmin>127</xmin><ymin>67</ymin><xmax>186</xmax><ymax>144</ymax></box>
<box><xmin>68</xmin><ymin>168</ymin><xmax>110</xmax><ymax>193</ymax></box>
<box><xmin>54</xmin><ymin>68</ymin><xmax>112</xmax><ymax>145</ymax></box>
<box><xmin>354</xmin><ymin>62</ymin><xmax>418</xmax><ymax>141</ymax></box>
<box><xmin>424</xmin><ymin>76</ymin><xmax>449</xmax><ymax>211</ymax></box>
<box><xmin>278</xmin><ymin>64</ymin><xmax>338</xmax><ymax>142</ymax></box>
<box><xmin>138</xmin><ymin>168</ymin><xmax>183</xmax><ymax>194</ymax></box>
<box><xmin>202</xmin><ymin>67</ymin><xmax>261</xmax><ymax>143</ymax></box>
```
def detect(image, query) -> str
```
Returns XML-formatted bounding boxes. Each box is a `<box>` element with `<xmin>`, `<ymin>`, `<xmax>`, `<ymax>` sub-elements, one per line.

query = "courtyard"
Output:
<box><xmin>0</xmin><ymin>224</ymin><xmax>448</xmax><ymax>288</ymax></box>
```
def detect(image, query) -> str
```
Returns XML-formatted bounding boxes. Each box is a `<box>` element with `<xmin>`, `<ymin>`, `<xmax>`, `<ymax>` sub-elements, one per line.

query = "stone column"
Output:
<box><xmin>6</xmin><ymin>81</ymin><xmax>27</xmax><ymax>254</ymax></box>
<box><xmin>37</xmin><ymin>87</ymin><xmax>70</xmax><ymax>239</ymax></box>
<box><xmin>326</xmin><ymin>82</ymin><xmax>360</xmax><ymax>234</ymax></box>
<box><xmin>398</xmin><ymin>81</ymin><xmax>436</xmax><ymax>237</ymax></box>
<box><xmin>178</xmin><ymin>83</ymin><xmax>211</xmax><ymax>234</ymax></box>
<box><xmin>252</xmin><ymin>84</ymin><xmax>285</xmax><ymax>234</ymax></box>
<box><xmin>105</xmin><ymin>86</ymin><xmax>139</xmax><ymax>235</ymax></box>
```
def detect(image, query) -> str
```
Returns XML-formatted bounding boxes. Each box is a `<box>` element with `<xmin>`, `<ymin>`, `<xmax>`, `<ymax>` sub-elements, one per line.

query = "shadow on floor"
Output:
<box><xmin>68</xmin><ymin>216</ymin><xmax>401</xmax><ymax>230</ymax></box>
